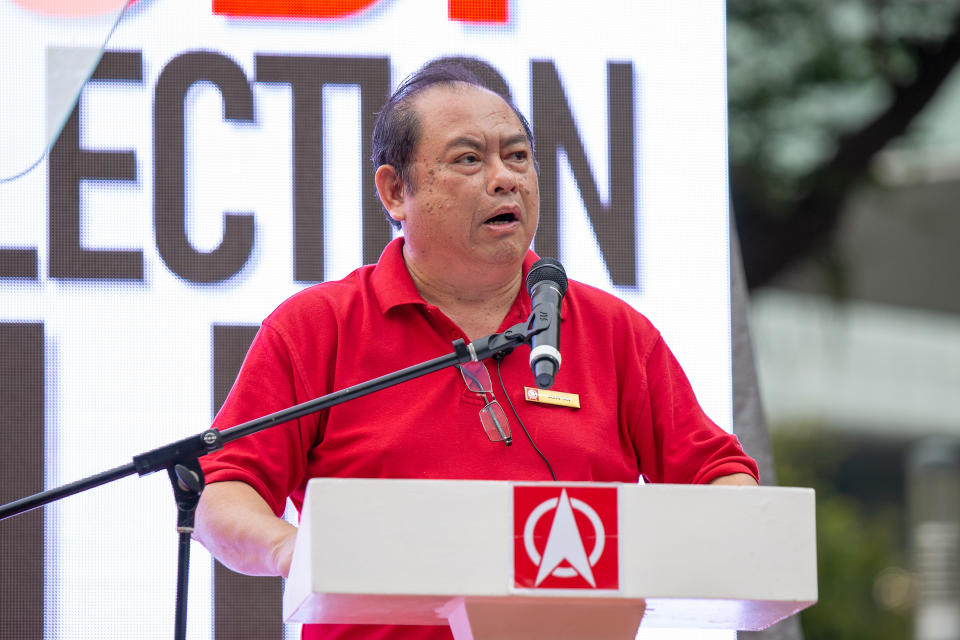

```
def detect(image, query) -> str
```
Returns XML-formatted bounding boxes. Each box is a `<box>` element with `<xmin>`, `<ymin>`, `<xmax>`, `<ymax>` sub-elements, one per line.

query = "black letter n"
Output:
<box><xmin>532</xmin><ymin>61</ymin><xmax>637</xmax><ymax>287</ymax></box>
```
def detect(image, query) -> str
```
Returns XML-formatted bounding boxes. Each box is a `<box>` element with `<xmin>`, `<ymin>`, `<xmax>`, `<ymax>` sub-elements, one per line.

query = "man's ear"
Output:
<box><xmin>375</xmin><ymin>164</ymin><xmax>406</xmax><ymax>224</ymax></box>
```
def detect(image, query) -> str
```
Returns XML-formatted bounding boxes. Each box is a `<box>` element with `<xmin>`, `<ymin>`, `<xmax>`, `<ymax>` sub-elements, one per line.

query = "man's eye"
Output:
<box><xmin>510</xmin><ymin>150</ymin><xmax>528</xmax><ymax>161</ymax></box>
<box><xmin>458</xmin><ymin>153</ymin><xmax>480</xmax><ymax>164</ymax></box>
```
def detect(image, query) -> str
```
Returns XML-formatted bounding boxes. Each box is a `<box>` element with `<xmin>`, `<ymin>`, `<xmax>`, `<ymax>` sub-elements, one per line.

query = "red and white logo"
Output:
<box><xmin>513</xmin><ymin>485</ymin><xmax>619</xmax><ymax>590</ymax></box>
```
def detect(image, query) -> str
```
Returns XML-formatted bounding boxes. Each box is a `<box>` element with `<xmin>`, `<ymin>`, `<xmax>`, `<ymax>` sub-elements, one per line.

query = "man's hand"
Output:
<box><xmin>710</xmin><ymin>473</ymin><xmax>758</xmax><ymax>486</ymax></box>
<box><xmin>270</xmin><ymin>528</ymin><xmax>298</xmax><ymax>579</ymax></box>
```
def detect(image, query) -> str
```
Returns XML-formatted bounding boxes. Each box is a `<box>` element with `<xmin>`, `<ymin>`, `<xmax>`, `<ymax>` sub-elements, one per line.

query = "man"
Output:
<box><xmin>194</xmin><ymin>59</ymin><xmax>758</xmax><ymax>640</ymax></box>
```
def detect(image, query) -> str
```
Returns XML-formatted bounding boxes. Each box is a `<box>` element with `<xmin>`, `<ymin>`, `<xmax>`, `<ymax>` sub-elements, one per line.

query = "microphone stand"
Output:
<box><xmin>0</xmin><ymin>319</ymin><xmax>546</xmax><ymax>640</ymax></box>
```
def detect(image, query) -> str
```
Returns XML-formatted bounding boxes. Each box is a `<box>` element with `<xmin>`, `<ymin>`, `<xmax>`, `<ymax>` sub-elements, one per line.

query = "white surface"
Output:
<box><xmin>0</xmin><ymin>1</ymin><xmax>127</xmax><ymax>179</ymax></box>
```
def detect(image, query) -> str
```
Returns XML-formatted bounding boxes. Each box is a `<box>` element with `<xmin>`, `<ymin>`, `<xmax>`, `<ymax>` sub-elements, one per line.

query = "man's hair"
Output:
<box><xmin>372</xmin><ymin>57</ymin><xmax>536</xmax><ymax>229</ymax></box>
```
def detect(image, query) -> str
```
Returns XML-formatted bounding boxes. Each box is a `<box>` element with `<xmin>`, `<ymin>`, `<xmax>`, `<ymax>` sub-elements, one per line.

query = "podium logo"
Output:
<box><xmin>513</xmin><ymin>485</ymin><xmax>618</xmax><ymax>590</ymax></box>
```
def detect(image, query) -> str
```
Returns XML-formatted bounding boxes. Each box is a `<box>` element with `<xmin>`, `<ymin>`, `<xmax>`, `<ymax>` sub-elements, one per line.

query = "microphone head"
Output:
<box><xmin>526</xmin><ymin>257</ymin><xmax>568</xmax><ymax>297</ymax></box>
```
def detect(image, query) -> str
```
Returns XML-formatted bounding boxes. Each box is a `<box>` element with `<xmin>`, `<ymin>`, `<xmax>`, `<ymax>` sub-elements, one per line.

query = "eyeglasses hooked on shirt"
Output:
<box><xmin>458</xmin><ymin>361</ymin><xmax>512</xmax><ymax>446</ymax></box>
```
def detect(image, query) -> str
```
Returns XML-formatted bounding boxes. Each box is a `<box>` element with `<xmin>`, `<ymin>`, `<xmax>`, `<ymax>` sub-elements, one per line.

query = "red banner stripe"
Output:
<box><xmin>212</xmin><ymin>0</ymin><xmax>380</xmax><ymax>19</ymax></box>
<box><xmin>448</xmin><ymin>0</ymin><xmax>508</xmax><ymax>23</ymax></box>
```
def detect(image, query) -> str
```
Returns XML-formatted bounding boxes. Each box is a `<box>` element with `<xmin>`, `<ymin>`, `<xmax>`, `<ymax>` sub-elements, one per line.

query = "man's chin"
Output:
<box><xmin>479</xmin><ymin>240</ymin><xmax>530</xmax><ymax>267</ymax></box>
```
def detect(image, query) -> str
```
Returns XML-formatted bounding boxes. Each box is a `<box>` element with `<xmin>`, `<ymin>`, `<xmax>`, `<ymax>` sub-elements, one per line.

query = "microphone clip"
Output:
<box><xmin>457</xmin><ymin>319</ymin><xmax>547</xmax><ymax>364</ymax></box>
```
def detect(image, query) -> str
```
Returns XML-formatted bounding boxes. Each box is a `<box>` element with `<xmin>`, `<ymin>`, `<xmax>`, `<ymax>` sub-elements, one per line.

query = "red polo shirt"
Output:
<box><xmin>202</xmin><ymin>237</ymin><xmax>757</xmax><ymax>640</ymax></box>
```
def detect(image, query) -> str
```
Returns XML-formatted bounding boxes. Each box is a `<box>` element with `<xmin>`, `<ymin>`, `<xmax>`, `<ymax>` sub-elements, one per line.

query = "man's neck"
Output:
<box><xmin>403</xmin><ymin>252</ymin><xmax>524</xmax><ymax>341</ymax></box>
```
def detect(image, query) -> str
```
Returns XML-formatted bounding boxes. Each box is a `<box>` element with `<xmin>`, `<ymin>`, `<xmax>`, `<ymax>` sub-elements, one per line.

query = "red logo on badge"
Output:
<box><xmin>513</xmin><ymin>485</ymin><xmax>618</xmax><ymax>589</ymax></box>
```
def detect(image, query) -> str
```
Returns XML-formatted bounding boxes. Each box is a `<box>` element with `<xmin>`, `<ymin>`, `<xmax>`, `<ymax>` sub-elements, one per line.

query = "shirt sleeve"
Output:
<box><xmin>199</xmin><ymin>319</ymin><xmax>324</xmax><ymax>517</ymax></box>
<box><xmin>640</xmin><ymin>335</ymin><xmax>759</xmax><ymax>485</ymax></box>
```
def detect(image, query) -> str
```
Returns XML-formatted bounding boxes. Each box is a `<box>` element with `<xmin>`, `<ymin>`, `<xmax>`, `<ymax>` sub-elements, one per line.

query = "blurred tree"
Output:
<box><xmin>727</xmin><ymin>0</ymin><xmax>960</xmax><ymax>291</ymax></box>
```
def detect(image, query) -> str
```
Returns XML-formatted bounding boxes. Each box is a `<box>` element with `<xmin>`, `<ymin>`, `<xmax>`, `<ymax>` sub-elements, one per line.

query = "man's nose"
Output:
<box><xmin>488</xmin><ymin>157</ymin><xmax>520</xmax><ymax>193</ymax></box>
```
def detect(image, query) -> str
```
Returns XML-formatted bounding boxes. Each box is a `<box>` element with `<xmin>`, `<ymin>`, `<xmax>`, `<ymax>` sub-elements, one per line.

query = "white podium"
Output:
<box><xmin>284</xmin><ymin>479</ymin><xmax>816</xmax><ymax>639</ymax></box>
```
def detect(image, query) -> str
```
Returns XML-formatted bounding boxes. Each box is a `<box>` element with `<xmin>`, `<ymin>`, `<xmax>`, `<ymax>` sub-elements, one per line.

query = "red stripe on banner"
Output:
<box><xmin>448</xmin><ymin>0</ymin><xmax>508</xmax><ymax>23</ymax></box>
<box><xmin>212</xmin><ymin>0</ymin><xmax>380</xmax><ymax>18</ymax></box>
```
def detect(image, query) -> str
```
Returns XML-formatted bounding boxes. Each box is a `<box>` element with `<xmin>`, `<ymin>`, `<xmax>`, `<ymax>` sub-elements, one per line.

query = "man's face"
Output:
<box><xmin>389</xmin><ymin>83</ymin><xmax>539</xmax><ymax>275</ymax></box>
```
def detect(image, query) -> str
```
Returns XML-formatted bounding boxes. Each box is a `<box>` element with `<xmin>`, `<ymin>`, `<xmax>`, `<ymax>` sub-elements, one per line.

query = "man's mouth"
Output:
<box><xmin>483</xmin><ymin>210</ymin><xmax>519</xmax><ymax>225</ymax></box>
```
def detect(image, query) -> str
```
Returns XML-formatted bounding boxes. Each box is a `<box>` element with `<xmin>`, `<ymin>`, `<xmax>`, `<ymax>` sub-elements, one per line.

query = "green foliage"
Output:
<box><xmin>771</xmin><ymin>427</ymin><xmax>910</xmax><ymax>639</ymax></box>
<box><xmin>728</xmin><ymin>0</ymin><xmax>960</xmax><ymax>187</ymax></box>
<box><xmin>727</xmin><ymin>0</ymin><xmax>960</xmax><ymax>290</ymax></box>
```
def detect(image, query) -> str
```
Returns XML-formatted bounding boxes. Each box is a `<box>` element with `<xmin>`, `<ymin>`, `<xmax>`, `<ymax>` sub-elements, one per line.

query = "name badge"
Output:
<box><xmin>524</xmin><ymin>387</ymin><xmax>580</xmax><ymax>409</ymax></box>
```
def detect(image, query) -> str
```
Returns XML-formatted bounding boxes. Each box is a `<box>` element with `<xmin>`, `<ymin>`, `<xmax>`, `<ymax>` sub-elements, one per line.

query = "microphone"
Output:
<box><xmin>526</xmin><ymin>258</ymin><xmax>568</xmax><ymax>389</ymax></box>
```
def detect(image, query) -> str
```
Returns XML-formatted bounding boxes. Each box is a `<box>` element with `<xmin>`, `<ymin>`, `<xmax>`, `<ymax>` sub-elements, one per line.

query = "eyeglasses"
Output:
<box><xmin>458</xmin><ymin>361</ymin><xmax>512</xmax><ymax>446</ymax></box>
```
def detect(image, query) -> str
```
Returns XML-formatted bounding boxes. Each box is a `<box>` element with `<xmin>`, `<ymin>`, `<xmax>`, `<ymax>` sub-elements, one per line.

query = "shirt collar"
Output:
<box><xmin>371</xmin><ymin>236</ymin><xmax>541</xmax><ymax>318</ymax></box>
<box><xmin>371</xmin><ymin>237</ymin><xmax>425</xmax><ymax>313</ymax></box>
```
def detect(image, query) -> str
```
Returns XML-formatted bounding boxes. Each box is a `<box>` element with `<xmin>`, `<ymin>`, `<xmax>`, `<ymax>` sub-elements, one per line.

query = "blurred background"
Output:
<box><xmin>728</xmin><ymin>1</ymin><xmax>960</xmax><ymax>638</ymax></box>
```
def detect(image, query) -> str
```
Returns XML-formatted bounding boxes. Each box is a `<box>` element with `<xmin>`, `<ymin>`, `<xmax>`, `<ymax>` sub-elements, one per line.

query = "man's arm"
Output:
<box><xmin>710</xmin><ymin>473</ymin><xmax>758</xmax><ymax>486</ymax></box>
<box><xmin>193</xmin><ymin>481</ymin><xmax>298</xmax><ymax>578</ymax></box>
